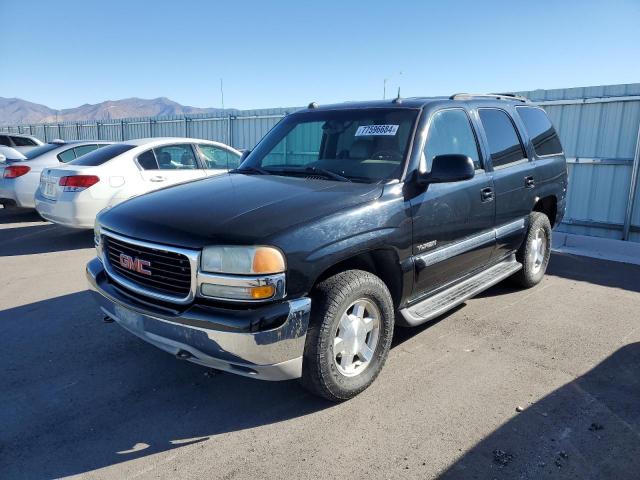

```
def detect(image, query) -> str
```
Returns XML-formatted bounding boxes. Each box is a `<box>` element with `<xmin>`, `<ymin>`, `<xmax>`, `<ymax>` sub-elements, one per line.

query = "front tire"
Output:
<box><xmin>301</xmin><ymin>270</ymin><xmax>395</xmax><ymax>402</ymax></box>
<box><xmin>511</xmin><ymin>212</ymin><xmax>552</xmax><ymax>288</ymax></box>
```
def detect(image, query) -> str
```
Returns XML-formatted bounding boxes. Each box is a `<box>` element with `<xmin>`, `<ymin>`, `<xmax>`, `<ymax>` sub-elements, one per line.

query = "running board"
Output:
<box><xmin>400</xmin><ymin>256</ymin><xmax>522</xmax><ymax>326</ymax></box>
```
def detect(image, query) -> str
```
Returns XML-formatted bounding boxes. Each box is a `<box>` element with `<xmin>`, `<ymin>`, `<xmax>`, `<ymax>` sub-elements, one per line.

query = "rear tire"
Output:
<box><xmin>301</xmin><ymin>270</ymin><xmax>394</xmax><ymax>402</ymax></box>
<box><xmin>511</xmin><ymin>212</ymin><xmax>551</xmax><ymax>288</ymax></box>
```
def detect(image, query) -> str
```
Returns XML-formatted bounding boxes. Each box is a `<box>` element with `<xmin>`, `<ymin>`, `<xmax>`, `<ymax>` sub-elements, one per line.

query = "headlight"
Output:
<box><xmin>199</xmin><ymin>246</ymin><xmax>286</xmax><ymax>301</ymax></box>
<box><xmin>201</xmin><ymin>246</ymin><xmax>285</xmax><ymax>275</ymax></box>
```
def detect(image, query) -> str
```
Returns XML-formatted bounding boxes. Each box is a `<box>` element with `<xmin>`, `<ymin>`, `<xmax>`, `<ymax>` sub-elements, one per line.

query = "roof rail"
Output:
<box><xmin>449</xmin><ymin>93</ymin><xmax>529</xmax><ymax>103</ymax></box>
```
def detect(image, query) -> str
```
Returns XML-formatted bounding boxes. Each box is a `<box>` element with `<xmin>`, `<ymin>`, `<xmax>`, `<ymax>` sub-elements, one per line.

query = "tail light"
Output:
<box><xmin>59</xmin><ymin>175</ymin><xmax>100</xmax><ymax>192</ymax></box>
<box><xmin>3</xmin><ymin>165</ymin><xmax>31</xmax><ymax>178</ymax></box>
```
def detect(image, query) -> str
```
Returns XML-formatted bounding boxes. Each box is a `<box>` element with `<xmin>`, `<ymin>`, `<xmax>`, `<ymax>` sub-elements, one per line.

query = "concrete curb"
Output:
<box><xmin>552</xmin><ymin>232</ymin><xmax>640</xmax><ymax>266</ymax></box>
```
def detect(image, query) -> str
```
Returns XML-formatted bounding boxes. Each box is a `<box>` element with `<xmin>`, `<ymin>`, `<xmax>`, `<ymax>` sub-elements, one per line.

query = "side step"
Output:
<box><xmin>400</xmin><ymin>256</ymin><xmax>522</xmax><ymax>326</ymax></box>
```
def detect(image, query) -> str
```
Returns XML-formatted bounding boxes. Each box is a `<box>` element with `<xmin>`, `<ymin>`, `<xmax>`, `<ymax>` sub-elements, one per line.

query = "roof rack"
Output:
<box><xmin>449</xmin><ymin>93</ymin><xmax>529</xmax><ymax>103</ymax></box>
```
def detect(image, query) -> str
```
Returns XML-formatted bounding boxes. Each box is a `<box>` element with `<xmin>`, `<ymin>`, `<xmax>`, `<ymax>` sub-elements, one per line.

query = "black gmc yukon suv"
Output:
<box><xmin>88</xmin><ymin>94</ymin><xmax>567</xmax><ymax>401</ymax></box>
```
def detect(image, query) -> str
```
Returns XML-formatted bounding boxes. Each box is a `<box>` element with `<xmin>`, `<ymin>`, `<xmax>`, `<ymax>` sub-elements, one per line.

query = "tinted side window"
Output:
<box><xmin>423</xmin><ymin>109</ymin><xmax>481</xmax><ymax>171</ymax></box>
<box><xmin>57</xmin><ymin>148</ymin><xmax>77</xmax><ymax>163</ymax></box>
<box><xmin>478</xmin><ymin>109</ymin><xmax>526</xmax><ymax>168</ymax></box>
<box><xmin>11</xmin><ymin>136</ymin><xmax>37</xmax><ymax>146</ymax></box>
<box><xmin>516</xmin><ymin>106</ymin><xmax>563</xmax><ymax>156</ymax></box>
<box><xmin>137</xmin><ymin>150</ymin><xmax>158</xmax><ymax>169</ymax></box>
<box><xmin>73</xmin><ymin>144</ymin><xmax>100</xmax><ymax>158</ymax></box>
<box><xmin>198</xmin><ymin>144</ymin><xmax>240</xmax><ymax>170</ymax></box>
<box><xmin>0</xmin><ymin>136</ymin><xmax>10</xmax><ymax>146</ymax></box>
<box><xmin>153</xmin><ymin>144</ymin><xmax>198</xmax><ymax>170</ymax></box>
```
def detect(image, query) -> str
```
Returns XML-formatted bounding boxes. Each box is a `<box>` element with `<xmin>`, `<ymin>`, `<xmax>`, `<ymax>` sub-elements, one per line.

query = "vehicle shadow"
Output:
<box><xmin>474</xmin><ymin>252</ymin><xmax>640</xmax><ymax>298</ymax></box>
<box><xmin>438</xmin><ymin>342</ymin><xmax>640</xmax><ymax>479</ymax></box>
<box><xmin>0</xmin><ymin>224</ymin><xmax>94</xmax><ymax>256</ymax></box>
<box><xmin>0</xmin><ymin>206</ymin><xmax>43</xmax><ymax>224</ymax></box>
<box><xmin>546</xmin><ymin>252</ymin><xmax>640</xmax><ymax>293</ymax></box>
<box><xmin>0</xmin><ymin>291</ymin><xmax>330</xmax><ymax>479</ymax></box>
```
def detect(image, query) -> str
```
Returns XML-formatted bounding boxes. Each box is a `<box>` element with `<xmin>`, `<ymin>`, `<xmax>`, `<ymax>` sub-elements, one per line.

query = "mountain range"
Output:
<box><xmin>0</xmin><ymin>97</ymin><xmax>230</xmax><ymax>125</ymax></box>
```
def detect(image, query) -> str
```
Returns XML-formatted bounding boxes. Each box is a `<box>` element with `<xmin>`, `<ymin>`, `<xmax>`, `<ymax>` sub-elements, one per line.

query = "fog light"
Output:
<box><xmin>200</xmin><ymin>283</ymin><xmax>276</xmax><ymax>301</ymax></box>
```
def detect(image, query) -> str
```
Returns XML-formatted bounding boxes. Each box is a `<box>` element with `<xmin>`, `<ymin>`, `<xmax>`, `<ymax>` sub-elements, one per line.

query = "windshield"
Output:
<box><xmin>25</xmin><ymin>143</ymin><xmax>61</xmax><ymax>159</ymax></box>
<box><xmin>68</xmin><ymin>143</ymin><xmax>133</xmax><ymax>166</ymax></box>
<box><xmin>241</xmin><ymin>109</ymin><xmax>419</xmax><ymax>183</ymax></box>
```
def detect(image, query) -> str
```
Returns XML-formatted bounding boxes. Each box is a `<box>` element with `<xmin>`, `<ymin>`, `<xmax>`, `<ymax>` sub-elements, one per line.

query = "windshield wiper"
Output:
<box><xmin>232</xmin><ymin>166</ymin><xmax>270</xmax><ymax>175</ymax></box>
<box><xmin>304</xmin><ymin>166</ymin><xmax>352</xmax><ymax>182</ymax></box>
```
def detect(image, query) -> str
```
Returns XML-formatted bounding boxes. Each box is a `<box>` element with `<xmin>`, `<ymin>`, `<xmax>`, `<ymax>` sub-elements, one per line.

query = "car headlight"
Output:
<box><xmin>201</xmin><ymin>246</ymin><xmax>285</xmax><ymax>275</ymax></box>
<box><xmin>199</xmin><ymin>246</ymin><xmax>286</xmax><ymax>301</ymax></box>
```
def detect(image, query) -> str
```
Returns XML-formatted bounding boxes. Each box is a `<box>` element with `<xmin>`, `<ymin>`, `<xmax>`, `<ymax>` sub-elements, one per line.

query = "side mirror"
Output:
<box><xmin>0</xmin><ymin>154</ymin><xmax>6</xmax><ymax>163</ymax></box>
<box><xmin>420</xmin><ymin>154</ymin><xmax>475</xmax><ymax>184</ymax></box>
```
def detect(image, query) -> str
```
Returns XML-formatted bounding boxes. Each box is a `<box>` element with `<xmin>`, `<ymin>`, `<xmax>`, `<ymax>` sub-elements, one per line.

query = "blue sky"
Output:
<box><xmin>1</xmin><ymin>0</ymin><xmax>639</xmax><ymax>110</ymax></box>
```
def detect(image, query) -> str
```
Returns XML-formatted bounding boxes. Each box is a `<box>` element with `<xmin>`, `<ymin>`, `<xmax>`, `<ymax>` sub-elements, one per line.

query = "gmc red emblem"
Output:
<box><xmin>119</xmin><ymin>253</ymin><xmax>152</xmax><ymax>276</ymax></box>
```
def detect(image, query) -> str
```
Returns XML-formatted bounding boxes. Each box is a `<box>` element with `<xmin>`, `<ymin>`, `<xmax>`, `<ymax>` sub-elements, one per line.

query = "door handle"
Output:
<box><xmin>150</xmin><ymin>175</ymin><xmax>166</xmax><ymax>182</ymax></box>
<box><xmin>480</xmin><ymin>187</ymin><xmax>494</xmax><ymax>202</ymax></box>
<box><xmin>524</xmin><ymin>175</ymin><xmax>535</xmax><ymax>188</ymax></box>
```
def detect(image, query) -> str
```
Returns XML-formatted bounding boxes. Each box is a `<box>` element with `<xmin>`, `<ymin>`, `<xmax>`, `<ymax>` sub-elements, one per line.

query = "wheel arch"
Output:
<box><xmin>533</xmin><ymin>195</ymin><xmax>558</xmax><ymax>227</ymax></box>
<box><xmin>313</xmin><ymin>249</ymin><xmax>404</xmax><ymax>309</ymax></box>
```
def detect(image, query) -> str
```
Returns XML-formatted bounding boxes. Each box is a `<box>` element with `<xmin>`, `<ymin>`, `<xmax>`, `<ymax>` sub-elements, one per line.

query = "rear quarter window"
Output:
<box><xmin>68</xmin><ymin>143</ymin><xmax>133</xmax><ymax>166</ymax></box>
<box><xmin>516</xmin><ymin>106</ymin><xmax>563</xmax><ymax>156</ymax></box>
<box><xmin>57</xmin><ymin>148</ymin><xmax>77</xmax><ymax>163</ymax></box>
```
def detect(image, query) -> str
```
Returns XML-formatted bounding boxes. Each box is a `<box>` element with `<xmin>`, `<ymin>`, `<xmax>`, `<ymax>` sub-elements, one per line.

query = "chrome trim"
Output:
<box><xmin>101</xmin><ymin>229</ymin><xmax>200</xmax><ymax>305</ymax></box>
<box><xmin>495</xmin><ymin>218</ymin><xmax>526</xmax><ymax>238</ymax></box>
<box><xmin>417</xmin><ymin>231</ymin><xmax>495</xmax><ymax>268</ymax></box>
<box><xmin>416</xmin><ymin>218</ymin><xmax>526</xmax><ymax>267</ymax></box>
<box><xmin>197</xmin><ymin>272</ymin><xmax>286</xmax><ymax>303</ymax></box>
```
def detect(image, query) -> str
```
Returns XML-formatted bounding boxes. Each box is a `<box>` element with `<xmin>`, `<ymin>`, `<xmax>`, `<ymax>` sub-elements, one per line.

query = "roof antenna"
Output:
<box><xmin>392</xmin><ymin>87</ymin><xmax>402</xmax><ymax>104</ymax></box>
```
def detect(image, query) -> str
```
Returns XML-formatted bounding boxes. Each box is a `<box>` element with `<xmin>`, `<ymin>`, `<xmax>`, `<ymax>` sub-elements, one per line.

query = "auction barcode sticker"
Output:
<box><xmin>355</xmin><ymin>124</ymin><xmax>399</xmax><ymax>136</ymax></box>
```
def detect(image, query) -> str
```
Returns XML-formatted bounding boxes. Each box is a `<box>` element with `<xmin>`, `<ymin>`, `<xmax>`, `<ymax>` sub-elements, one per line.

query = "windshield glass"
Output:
<box><xmin>68</xmin><ymin>143</ymin><xmax>133</xmax><ymax>166</ymax></box>
<box><xmin>241</xmin><ymin>109</ymin><xmax>419</xmax><ymax>182</ymax></box>
<box><xmin>25</xmin><ymin>143</ymin><xmax>61</xmax><ymax>159</ymax></box>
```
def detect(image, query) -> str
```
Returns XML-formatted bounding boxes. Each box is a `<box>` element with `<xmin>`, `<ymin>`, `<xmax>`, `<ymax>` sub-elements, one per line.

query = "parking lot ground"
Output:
<box><xmin>1</xmin><ymin>206</ymin><xmax>639</xmax><ymax>480</ymax></box>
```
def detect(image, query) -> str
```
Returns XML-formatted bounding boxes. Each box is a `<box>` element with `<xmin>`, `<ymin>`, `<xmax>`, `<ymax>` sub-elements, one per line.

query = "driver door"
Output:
<box><xmin>410</xmin><ymin>108</ymin><xmax>496</xmax><ymax>299</ymax></box>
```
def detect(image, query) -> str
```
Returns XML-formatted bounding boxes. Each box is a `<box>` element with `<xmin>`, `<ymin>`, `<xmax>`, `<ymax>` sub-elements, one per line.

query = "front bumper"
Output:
<box><xmin>87</xmin><ymin>258</ymin><xmax>312</xmax><ymax>381</ymax></box>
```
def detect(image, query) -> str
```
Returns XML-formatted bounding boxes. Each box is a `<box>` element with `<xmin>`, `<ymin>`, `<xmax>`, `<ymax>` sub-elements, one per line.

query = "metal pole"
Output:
<box><xmin>227</xmin><ymin>115</ymin><xmax>233</xmax><ymax>146</ymax></box>
<box><xmin>43</xmin><ymin>125</ymin><xmax>48</xmax><ymax>142</ymax></box>
<box><xmin>121</xmin><ymin>120</ymin><xmax>125</xmax><ymax>141</ymax></box>
<box><xmin>76</xmin><ymin>123</ymin><xmax>80</xmax><ymax>139</ymax></box>
<box><xmin>184</xmin><ymin>117</ymin><xmax>188</xmax><ymax>137</ymax></box>
<box><xmin>96</xmin><ymin>122</ymin><xmax>101</xmax><ymax>140</ymax></box>
<box><xmin>58</xmin><ymin>124</ymin><xmax>62</xmax><ymax>139</ymax></box>
<box><xmin>622</xmin><ymin>122</ymin><xmax>640</xmax><ymax>240</ymax></box>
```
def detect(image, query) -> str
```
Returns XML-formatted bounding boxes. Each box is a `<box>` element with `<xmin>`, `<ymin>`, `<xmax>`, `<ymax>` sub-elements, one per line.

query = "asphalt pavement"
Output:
<box><xmin>1</xmin><ymin>206</ymin><xmax>639</xmax><ymax>479</ymax></box>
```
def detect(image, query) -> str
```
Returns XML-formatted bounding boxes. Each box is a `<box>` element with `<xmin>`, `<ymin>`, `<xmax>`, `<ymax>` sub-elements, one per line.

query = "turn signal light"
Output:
<box><xmin>250</xmin><ymin>285</ymin><xmax>276</xmax><ymax>299</ymax></box>
<box><xmin>3</xmin><ymin>165</ymin><xmax>30</xmax><ymax>178</ymax></box>
<box><xmin>59</xmin><ymin>175</ymin><xmax>100</xmax><ymax>191</ymax></box>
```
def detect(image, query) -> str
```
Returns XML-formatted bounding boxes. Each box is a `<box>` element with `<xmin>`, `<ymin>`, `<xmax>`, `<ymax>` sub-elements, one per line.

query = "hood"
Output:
<box><xmin>99</xmin><ymin>173</ymin><xmax>383</xmax><ymax>249</ymax></box>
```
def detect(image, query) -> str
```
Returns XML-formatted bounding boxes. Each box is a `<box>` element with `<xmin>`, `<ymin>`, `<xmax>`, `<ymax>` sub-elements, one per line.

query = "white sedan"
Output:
<box><xmin>0</xmin><ymin>141</ymin><xmax>111</xmax><ymax>208</ymax></box>
<box><xmin>35</xmin><ymin>137</ymin><xmax>241</xmax><ymax>229</ymax></box>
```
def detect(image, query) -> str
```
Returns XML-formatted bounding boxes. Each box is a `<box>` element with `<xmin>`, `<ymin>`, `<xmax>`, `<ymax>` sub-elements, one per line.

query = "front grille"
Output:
<box><xmin>104</xmin><ymin>235</ymin><xmax>192</xmax><ymax>298</ymax></box>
